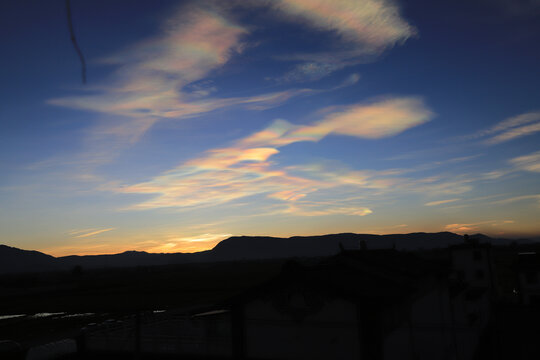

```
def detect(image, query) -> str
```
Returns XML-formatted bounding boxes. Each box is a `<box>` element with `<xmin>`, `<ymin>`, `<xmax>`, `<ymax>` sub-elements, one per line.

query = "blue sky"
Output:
<box><xmin>1</xmin><ymin>0</ymin><xmax>539</xmax><ymax>255</ymax></box>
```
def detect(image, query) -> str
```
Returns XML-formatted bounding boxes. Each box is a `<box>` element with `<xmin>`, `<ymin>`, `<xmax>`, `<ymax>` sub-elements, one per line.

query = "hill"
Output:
<box><xmin>0</xmin><ymin>232</ymin><xmax>525</xmax><ymax>274</ymax></box>
<box><xmin>0</xmin><ymin>245</ymin><xmax>60</xmax><ymax>274</ymax></box>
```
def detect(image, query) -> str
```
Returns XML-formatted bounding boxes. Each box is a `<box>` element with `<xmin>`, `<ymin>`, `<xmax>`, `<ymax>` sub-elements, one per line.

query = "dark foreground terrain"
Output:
<box><xmin>2</xmin><ymin>235</ymin><xmax>540</xmax><ymax>359</ymax></box>
<box><xmin>0</xmin><ymin>260</ymin><xmax>284</xmax><ymax>346</ymax></box>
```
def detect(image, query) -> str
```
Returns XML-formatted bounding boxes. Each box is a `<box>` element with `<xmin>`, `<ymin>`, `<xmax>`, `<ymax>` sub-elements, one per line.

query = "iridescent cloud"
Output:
<box><xmin>444</xmin><ymin>220</ymin><xmax>511</xmax><ymax>234</ymax></box>
<box><xmin>241</xmin><ymin>97</ymin><xmax>433</xmax><ymax>146</ymax></box>
<box><xmin>50</xmin><ymin>5</ymin><xmax>247</xmax><ymax>122</ymax></box>
<box><xmin>268</xmin><ymin>0</ymin><xmax>415</xmax><ymax>80</ymax></box>
<box><xmin>116</xmin><ymin>97</ymin><xmax>432</xmax><ymax>215</ymax></box>
<box><xmin>444</xmin><ymin>222</ymin><xmax>489</xmax><ymax>233</ymax></box>
<box><xmin>274</xmin><ymin>0</ymin><xmax>415</xmax><ymax>48</ymax></box>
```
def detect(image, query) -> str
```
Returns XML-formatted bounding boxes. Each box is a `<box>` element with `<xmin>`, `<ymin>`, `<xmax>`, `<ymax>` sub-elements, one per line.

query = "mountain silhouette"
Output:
<box><xmin>60</xmin><ymin>250</ymin><xmax>191</xmax><ymax>269</ymax></box>
<box><xmin>0</xmin><ymin>244</ymin><xmax>60</xmax><ymax>274</ymax></box>
<box><xmin>0</xmin><ymin>232</ymin><xmax>527</xmax><ymax>274</ymax></box>
<box><xmin>210</xmin><ymin>232</ymin><xmax>461</xmax><ymax>260</ymax></box>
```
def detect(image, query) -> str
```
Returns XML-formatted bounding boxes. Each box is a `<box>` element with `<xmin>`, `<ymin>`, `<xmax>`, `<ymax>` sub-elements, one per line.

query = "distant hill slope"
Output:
<box><xmin>59</xmin><ymin>250</ymin><xmax>204</xmax><ymax>269</ymax></box>
<box><xmin>210</xmin><ymin>232</ymin><xmax>464</xmax><ymax>261</ymax></box>
<box><xmin>0</xmin><ymin>232</ymin><xmax>528</xmax><ymax>274</ymax></box>
<box><xmin>0</xmin><ymin>245</ymin><xmax>60</xmax><ymax>274</ymax></box>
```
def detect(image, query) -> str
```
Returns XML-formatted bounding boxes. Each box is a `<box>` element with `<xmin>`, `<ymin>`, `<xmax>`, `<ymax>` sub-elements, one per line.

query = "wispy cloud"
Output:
<box><xmin>489</xmin><ymin>194</ymin><xmax>540</xmax><ymax>205</ymax></box>
<box><xmin>284</xmin><ymin>203</ymin><xmax>372</xmax><ymax>216</ymax></box>
<box><xmin>444</xmin><ymin>222</ymin><xmax>485</xmax><ymax>233</ymax></box>
<box><xmin>510</xmin><ymin>151</ymin><xmax>540</xmax><ymax>172</ymax></box>
<box><xmin>240</xmin><ymin>97</ymin><xmax>433</xmax><ymax>146</ymax></box>
<box><xmin>425</xmin><ymin>198</ymin><xmax>461</xmax><ymax>206</ymax></box>
<box><xmin>69</xmin><ymin>228</ymin><xmax>115</xmax><ymax>238</ymax></box>
<box><xmin>444</xmin><ymin>220</ymin><xmax>510</xmax><ymax>233</ymax></box>
<box><xmin>487</xmin><ymin>122</ymin><xmax>540</xmax><ymax>144</ymax></box>
<box><xmin>485</xmin><ymin>111</ymin><xmax>540</xmax><ymax>135</ymax></box>
<box><xmin>275</xmin><ymin>62</ymin><xmax>347</xmax><ymax>83</ymax></box>
<box><xmin>466</xmin><ymin>111</ymin><xmax>540</xmax><ymax>145</ymax></box>
<box><xmin>267</xmin><ymin>0</ymin><xmax>415</xmax><ymax>81</ymax></box>
<box><xmin>274</xmin><ymin>0</ymin><xmax>414</xmax><ymax>48</ymax></box>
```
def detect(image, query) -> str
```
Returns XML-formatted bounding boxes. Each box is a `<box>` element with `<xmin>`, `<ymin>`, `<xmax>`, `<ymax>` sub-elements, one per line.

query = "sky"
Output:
<box><xmin>1</xmin><ymin>0</ymin><xmax>539</xmax><ymax>256</ymax></box>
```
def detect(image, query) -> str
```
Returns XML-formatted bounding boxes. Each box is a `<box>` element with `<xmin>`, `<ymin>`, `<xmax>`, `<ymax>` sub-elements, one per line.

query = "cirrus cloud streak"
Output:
<box><xmin>466</xmin><ymin>111</ymin><xmax>540</xmax><ymax>145</ymax></box>
<box><xmin>268</xmin><ymin>0</ymin><xmax>415</xmax><ymax>81</ymax></box>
